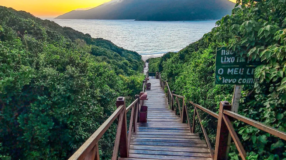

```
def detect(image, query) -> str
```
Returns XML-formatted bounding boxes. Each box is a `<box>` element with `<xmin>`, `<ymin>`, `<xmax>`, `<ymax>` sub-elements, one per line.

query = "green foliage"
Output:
<box><xmin>0</xmin><ymin>6</ymin><xmax>144</xmax><ymax>160</ymax></box>
<box><xmin>147</xmin><ymin>57</ymin><xmax>161</xmax><ymax>72</ymax></box>
<box><xmin>148</xmin><ymin>0</ymin><xmax>286</xmax><ymax>159</ymax></box>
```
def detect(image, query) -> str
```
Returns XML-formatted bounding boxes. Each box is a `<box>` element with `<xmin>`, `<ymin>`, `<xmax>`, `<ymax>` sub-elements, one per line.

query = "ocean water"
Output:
<box><xmin>49</xmin><ymin>19</ymin><xmax>216</xmax><ymax>59</ymax></box>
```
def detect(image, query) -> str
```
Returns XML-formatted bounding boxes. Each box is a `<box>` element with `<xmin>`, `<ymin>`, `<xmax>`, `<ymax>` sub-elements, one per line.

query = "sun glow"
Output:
<box><xmin>1</xmin><ymin>0</ymin><xmax>236</xmax><ymax>18</ymax></box>
<box><xmin>1</xmin><ymin>0</ymin><xmax>112</xmax><ymax>17</ymax></box>
<box><xmin>229</xmin><ymin>0</ymin><xmax>237</xmax><ymax>3</ymax></box>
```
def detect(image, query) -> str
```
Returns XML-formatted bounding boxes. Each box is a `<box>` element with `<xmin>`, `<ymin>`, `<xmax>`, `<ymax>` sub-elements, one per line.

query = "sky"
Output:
<box><xmin>1</xmin><ymin>0</ymin><xmax>112</xmax><ymax>17</ymax></box>
<box><xmin>1</xmin><ymin>0</ymin><xmax>237</xmax><ymax>18</ymax></box>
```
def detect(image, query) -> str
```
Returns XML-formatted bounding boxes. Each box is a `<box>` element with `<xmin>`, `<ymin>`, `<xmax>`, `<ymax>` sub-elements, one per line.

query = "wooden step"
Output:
<box><xmin>125</xmin><ymin>78</ymin><xmax>212</xmax><ymax>160</ymax></box>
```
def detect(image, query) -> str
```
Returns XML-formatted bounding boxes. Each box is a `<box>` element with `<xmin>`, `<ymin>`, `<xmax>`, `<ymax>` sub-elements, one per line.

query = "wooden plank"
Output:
<box><xmin>147</xmin><ymin>117</ymin><xmax>180</xmax><ymax>120</ymax></box>
<box><xmin>128</xmin><ymin>154</ymin><xmax>213</xmax><ymax>160</ymax></box>
<box><xmin>147</xmin><ymin>113</ymin><xmax>177</xmax><ymax>115</ymax></box>
<box><xmin>144</xmin><ymin>103</ymin><xmax>167</xmax><ymax>105</ymax></box>
<box><xmin>135</xmin><ymin>132</ymin><xmax>195</xmax><ymax>136</ymax></box>
<box><xmin>137</xmin><ymin>129</ymin><xmax>190</xmax><ymax>133</ymax></box>
<box><xmin>148</xmin><ymin>112</ymin><xmax>175</xmax><ymax>113</ymax></box>
<box><xmin>130</xmin><ymin>145</ymin><xmax>210</xmax><ymax>153</ymax></box>
<box><xmin>138</xmin><ymin>122</ymin><xmax>189</xmax><ymax>126</ymax></box>
<box><xmin>129</xmin><ymin>150</ymin><xmax>211</xmax><ymax>157</ymax></box>
<box><xmin>130</xmin><ymin>141</ymin><xmax>208</xmax><ymax>147</ymax></box>
<box><xmin>132</xmin><ymin>138</ymin><xmax>205</xmax><ymax>143</ymax></box>
<box><xmin>224</xmin><ymin>110</ymin><xmax>286</xmax><ymax>141</ymax></box>
<box><xmin>147</xmin><ymin>108</ymin><xmax>171</xmax><ymax>110</ymax></box>
<box><xmin>137</xmin><ymin>125</ymin><xmax>188</xmax><ymax>128</ymax></box>
<box><xmin>147</xmin><ymin>114</ymin><xmax>178</xmax><ymax>116</ymax></box>
<box><xmin>138</xmin><ymin>121</ymin><xmax>186</xmax><ymax>124</ymax></box>
<box><xmin>69</xmin><ymin>106</ymin><xmax>124</xmax><ymax>160</ymax></box>
<box><xmin>223</xmin><ymin>115</ymin><xmax>246</xmax><ymax>160</ymax></box>
<box><xmin>146</xmin><ymin>117</ymin><xmax>180</xmax><ymax>119</ymax></box>
<box><xmin>132</xmin><ymin>135</ymin><xmax>199</xmax><ymax>139</ymax></box>
<box><xmin>146</xmin><ymin>116</ymin><xmax>180</xmax><ymax>118</ymax></box>
<box><xmin>138</xmin><ymin>126</ymin><xmax>189</xmax><ymax>129</ymax></box>
<box><xmin>137</xmin><ymin>127</ymin><xmax>189</xmax><ymax>130</ymax></box>
<box><xmin>147</xmin><ymin>119</ymin><xmax>181</xmax><ymax>122</ymax></box>
<box><xmin>120</xmin><ymin>158</ymin><xmax>210</xmax><ymax>160</ymax></box>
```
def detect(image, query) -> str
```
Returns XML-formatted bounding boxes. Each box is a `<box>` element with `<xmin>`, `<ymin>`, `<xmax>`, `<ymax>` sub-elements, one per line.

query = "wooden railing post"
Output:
<box><xmin>181</xmin><ymin>101</ymin><xmax>187</xmax><ymax>123</ymax></box>
<box><xmin>171</xmin><ymin>91</ymin><xmax>175</xmax><ymax>111</ymax></box>
<box><xmin>142</xmin><ymin>80</ymin><xmax>145</xmax><ymax>92</ymax></box>
<box><xmin>156</xmin><ymin>72</ymin><xmax>159</xmax><ymax>79</ymax></box>
<box><xmin>166</xmin><ymin>81</ymin><xmax>169</xmax><ymax>104</ymax></box>
<box><xmin>113</xmin><ymin>97</ymin><xmax>128</xmax><ymax>159</ymax></box>
<box><xmin>191</xmin><ymin>106</ymin><xmax>196</xmax><ymax>133</ymax></box>
<box><xmin>214</xmin><ymin>101</ymin><xmax>232</xmax><ymax>160</ymax></box>
<box><xmin>84</xmin><ymin>143</ymin><xmax>100</xmax><ymax>160</ymax></box>
<box><xmin>135</xmin><ymin>95</ymin><xmax>140</xmax><ymax>130</ymax></box>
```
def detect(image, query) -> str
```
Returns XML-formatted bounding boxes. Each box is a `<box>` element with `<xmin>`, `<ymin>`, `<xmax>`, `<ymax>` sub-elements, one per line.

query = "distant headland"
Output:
<box><xmin>56</xmin><ymin>0</ymin><xmax>235</xmax><ymax>21</ymax></box>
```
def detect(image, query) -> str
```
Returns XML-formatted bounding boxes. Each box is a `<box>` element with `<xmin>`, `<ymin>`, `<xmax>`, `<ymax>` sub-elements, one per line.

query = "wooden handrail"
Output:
<box><xmin>126</xmin><ymin>99</ymin><xmax>138</xmax><ymax>112</ymax></box>
<box><xmin>189</xmin><ymin>101</ymin><xmax>219</xmax><ymax>119</ymax></box>
<box><xmin>195</xmin><ymin>108</ymin><xmax>214</xmax><ymax>158</ymax></box>
<box><xmin>166</xmin><ymin>82</ymin><xmax>172</xmax><ymax>96</ymax></box>
<box><xmin>69</xmin><ymin>105</ymin><xmax>124</xmax><ymax>160</ymax></box>
<box><xmin>175</xmin><ymin>97</ymin><xmax>182</xmax><ymax>116</ymax></box>
<box><xmin>224</xmin><ymin>110</ymin><xmax>286</xmax><ymax>141</ymax></box>
<box><xmin>223</xmin><ymin>115</ymin><xmax>246</xmax><ymax>159</ymax></box>
<box><xmin>159</xmin><ymin>72</ymin><xmax>286</xmax><ymax>160</ymax></box>
<box><xmin>112</xmin><ymin>109</ymin><xmax>127</xmax><ymax>159</ymax></box>
<box><xmin>69</xmin><ymin>76</ymin><xmax>146</xmax><ymax>160</ymax></box>
<box><xmin>173</xmin><ymin>94</ymin><xmax>184</xmax><ymax>98</ymax></box>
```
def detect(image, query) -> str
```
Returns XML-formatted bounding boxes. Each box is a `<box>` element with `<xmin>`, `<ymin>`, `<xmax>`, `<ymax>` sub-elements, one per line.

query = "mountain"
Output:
<box><xmin>56</xmin><ymin>0</ymin><xmax>235</xmax><ymax>21</ymax></box>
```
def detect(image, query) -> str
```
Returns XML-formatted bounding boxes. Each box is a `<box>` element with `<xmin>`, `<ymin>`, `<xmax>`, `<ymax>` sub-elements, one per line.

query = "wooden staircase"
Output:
<box><xmin>119</xmin><ymin>78</ymin><xmax>212</xmax><ymax>160</ymax></box>
<box><xmin>69</xmin><ymin>62</ymin><xmax>286</xmax><ymax>160</ymax></box>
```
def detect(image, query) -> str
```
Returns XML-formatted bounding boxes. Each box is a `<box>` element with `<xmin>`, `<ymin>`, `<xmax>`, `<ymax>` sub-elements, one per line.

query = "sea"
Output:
<box><xmin>48</xmin><ymin>19</ymin><xmax>217</xmax><ymax>60</ymax></box>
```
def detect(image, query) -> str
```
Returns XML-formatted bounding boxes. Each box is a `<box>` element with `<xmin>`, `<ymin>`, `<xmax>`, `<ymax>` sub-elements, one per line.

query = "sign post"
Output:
<box><xmin>215</xmin><ymin>47</ymin><xmax>260</xmax><ymax>85</ymax></box>
<box><xmin>215</xmin><ymin>47</ymin><xmax>260</xmax><ymax>109</ymax></box>
<box><xmin>215</xmin><ymin>47</ymin><xmax>260</xmax><ymax>158</ymax></box>
<box><xmin>231</xmin><ymin>85</ymin><xmax>242</xmax><ymax>113</ymax></box>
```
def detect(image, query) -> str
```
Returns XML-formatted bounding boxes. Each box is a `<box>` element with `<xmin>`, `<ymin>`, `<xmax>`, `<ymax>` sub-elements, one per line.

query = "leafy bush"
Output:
<box><xmin>0</xmin><ymin>6</ymin><xmax>144</xmax><ymax>160</ymax></box>
<box><xmin>147</xmin><ymin>57</ymin><xmax>161</xmax><ymax>73</ymax></box>
<box><xmin>149</xmin><ymin>0</ymin><xmax>286</xmax><ymax>159</ymax></box>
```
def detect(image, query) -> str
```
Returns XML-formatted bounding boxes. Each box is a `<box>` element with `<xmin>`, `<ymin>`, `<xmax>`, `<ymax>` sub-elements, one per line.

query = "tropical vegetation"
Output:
<box><xmin>148</xmin><ymin>0</ymin><xmax>286</xmax><ymax>159</ymax></box>
<box><xmin>0</xmin><ymin>6</ymin><xmax>144</xmax><ymax>160</ymax></box>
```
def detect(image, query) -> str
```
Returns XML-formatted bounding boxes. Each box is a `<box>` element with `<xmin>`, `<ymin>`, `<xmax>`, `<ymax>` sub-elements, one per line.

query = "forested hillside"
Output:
<box><xmin>148</xmin><ymin>0</ymin><xmax>286</xmax><ymax>159</ymax></box>
<box><xmin>56</xmin><ymin>0</ymin><xmax>234</xmax><ymax>21</ymax></box>
<box><xmin>0</xmin><ymin>6</ymin><xmax>144</xmax><ymax>160</ymax></box>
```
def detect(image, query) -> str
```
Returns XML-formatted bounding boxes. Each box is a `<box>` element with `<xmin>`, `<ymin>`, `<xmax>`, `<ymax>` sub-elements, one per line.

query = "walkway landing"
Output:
<box><xmin>120</xmin><ymin>78</ymin><xmax>212</xmax><ymax>160</ymax></box>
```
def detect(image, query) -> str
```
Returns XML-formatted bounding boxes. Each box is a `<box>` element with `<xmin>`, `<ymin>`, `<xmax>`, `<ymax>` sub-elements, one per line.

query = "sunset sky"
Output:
<box><xmin>1</xmin><ymin>0</ymin><xmax>237</xmax><ymax>17</ymax></box>
<box><xmin>1</xmin><ymin>0</ymin><xmax>112</xmax><ymax>17</ymax></box>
